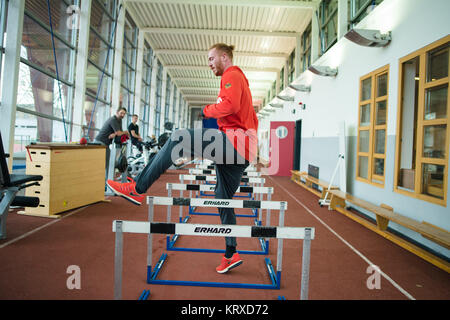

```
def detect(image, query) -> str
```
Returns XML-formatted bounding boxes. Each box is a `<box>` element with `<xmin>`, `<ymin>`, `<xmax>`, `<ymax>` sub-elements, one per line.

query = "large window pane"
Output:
<box><xmin>83</xmin><ymin>95</ymin><xmax>109</xmax><ymax>141</ymax></box>
<box><xmin>377</xmin><ymin>73</ymin><xmax>388</xmax><ymax>97</ymax></box>
<box><xmin>361</xmin><ymin>78</ymin><xmax>371</xmax><ymax>101</ymax></box>
<box><xmin>22</xmin><ymin>14</ymin><xmax>73</xmax><ymax>83</ymax></box>
<box><xmin>360</xmin><ymin>103</ymin><xmax>371</xmax><ymax>126</ymax></box>
<box><xmin>90</xmin><ymin>0</ymin><xmax>115</xmax><ymax>37</ymax></box>
<box><xmin>17</xmin><ymin>62</ymin><xmax>70</xmax><ymax>118</ymax></box>
<box><xmin>359</xmin><ymin>130</ymin><xmax>370</xmax><ymax>152</ymax></box>
<box><xmin>373</xmin><ymin>158</ymin><xmax>384</xmax><ymax>177</ymax></box>
<box><xmin>423</xmin><ymin>125</ymin><xmax>447</xmax><ymax>159</ymax></box>
<box><xmin>86</xmin><ymin>62</ymin><xmax>111</xmax><ymax>102</ymax></box>
<box><xmin>376</xmin><ymin>101</ymin><xmax>387</xmax><ymax>125</ymax></box>
<box><xmin>14</xmin><ymin>110</ymin><xmax>67</xmax><ymax>152</ymax></box>
<box><xmin>424</xmin><ymin>85</ymin><xmax>447</xmax><ymax>120</ymax></box>
<box><xmin>427</xmin><ymin>44</ymin><xmax>448</xmax><ymax>82</ymax></box>
<box><xmin>358</xmin><ymin>156</ymin><xmax>369</xmax><ymax>179</ymax></box>
<box><xmin>88</xmin><ymin>30</ymin><xmax>113</xmax><ymax>74</ymax></box>
<box><xmin>25</xmin><ymin>0</ymin><xmax>74</xmax><ymax>44</ymax></box>
<box><xmin>422</xmin><ymin>164</ymin><xmax>444</xmax><ymax>199</ymax></box>
<box><xmin>374</xmin><ymin>129</ymin><xmax>385</xmax><ymax>154</ymax></box>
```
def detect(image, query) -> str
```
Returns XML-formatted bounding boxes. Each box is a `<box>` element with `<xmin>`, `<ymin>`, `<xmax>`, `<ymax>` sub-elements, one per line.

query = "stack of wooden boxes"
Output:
<box><xmin>21</xmin><ymin>144</ymin><xmax>106</xmax><ymax>218</ymax></box>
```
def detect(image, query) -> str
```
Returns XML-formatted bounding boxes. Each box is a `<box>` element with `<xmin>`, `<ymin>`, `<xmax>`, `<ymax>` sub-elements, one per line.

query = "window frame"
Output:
<box><xmin>302</xmin><ymin>22</ymin><xmax>312</xmax><ymax>72</ymax></box>
<box><xmin>356</xmin><ymin>64</ymin><xmax>389</xmax><ymax>187</ymax></box>
<box><xmin>319</xmin><ymin>0</ymin><xmax>338</xmax><ymax>54</ymax></box>
<box><xmin>154</xmin><ymin>59</ymin><xmax>163</xmax><ymax>137</ymax></box>
<box><xmin>394</xmin><ymin>35</ymin><xmax>450</xmax><ymax>206</ymax></box>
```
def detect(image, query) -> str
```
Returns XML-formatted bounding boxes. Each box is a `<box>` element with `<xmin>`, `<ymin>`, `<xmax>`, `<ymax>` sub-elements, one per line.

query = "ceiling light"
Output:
<box><xmin>277</xmin><ymin>95</ymin><xmax>294</xmax><ymax>102</ymax></box>
<box><xmin>344</xmin><ymin>29</ymin><xmax>392</xmax><ymax>47</ymax></box>
<box><xmin>289</xmin><ymin>84</ymin><xmax>311</xmax><ymax>92</ymax></box>
<box><xmin>269</xmin><ymin>103</ymin><xmax>283</xmax><ymax>109</ymax></box>
<box><xmin>308</xmin><ymin>65</ymin><xmax>338</xmax><ymax>77</ymax></box>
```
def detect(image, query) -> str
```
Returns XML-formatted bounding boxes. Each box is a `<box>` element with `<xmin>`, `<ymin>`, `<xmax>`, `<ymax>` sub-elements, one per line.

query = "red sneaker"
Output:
<box><xmin>107</xmin><ymin>179</ymin><xmax>145</xmax><ymax>205</ymax></box>
<box><xmin>216</xmin><ymin>253</ymin><xmax>243</xmax><ymax>274</ymax></box>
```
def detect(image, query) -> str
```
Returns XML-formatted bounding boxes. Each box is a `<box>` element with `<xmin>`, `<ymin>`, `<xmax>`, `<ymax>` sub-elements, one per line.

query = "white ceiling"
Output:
<box><xmin>125</xmin><ymin>0</ymin><xmax>318</xmax><ymax>110</ymax></box>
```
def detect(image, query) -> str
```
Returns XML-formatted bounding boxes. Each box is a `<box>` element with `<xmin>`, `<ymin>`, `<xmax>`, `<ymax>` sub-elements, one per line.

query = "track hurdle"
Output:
<box><xmin>179</xmin><ymin>174</ymin><xmax>264</xmax><ymax>185</ymax></box>
<box><xmin>188</xmin><ymin>169</ymin><xmax>262</xmax><ymax>199</ymax></box>
<box><xmin>169</xmin><ymin>182</ymin><xmax>273</xmax><ymax>219</ymax></box>
<box><xmin>179</xmin><ymin>174</ymin><xmax>266</xmax><ymax>213</ymax></box>
<box><xmin>189</xmin><ymin>168</ymin><xmax>262</xmax><ymax>177</ymax></box>
<box><xmin>195</xmin><ymin>164</ymin><xmax>258</xmax><ymax>172</ymax></box>
<box><xmin>112</xmin><ymin>196</ymin><xmax>315</xmax><ymax>300</ymax></box>
<box><xmin>165</xmin><ymin>183</ymin><xmax>275</xmax><ymax>254</ymax></box>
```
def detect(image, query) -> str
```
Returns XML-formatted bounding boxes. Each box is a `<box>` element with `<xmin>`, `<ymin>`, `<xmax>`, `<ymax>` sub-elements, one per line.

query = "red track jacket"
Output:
<box><xmin>202</xmin><ymin>66</ymin><xmax>258</xmax><ymax>162</ymax></box>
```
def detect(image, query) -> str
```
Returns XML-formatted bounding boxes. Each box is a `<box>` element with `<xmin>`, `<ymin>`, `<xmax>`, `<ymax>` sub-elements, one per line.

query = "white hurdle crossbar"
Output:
<box><xmin>166</xmin><ymin>183</ymin><xmax>273</xmax><ymax>222</ymax></box>
<box><xmin>113</xmin><ymin>196</ymin><xmax>315</xmax><ymax>300</ymax></box>
<box><xmin>195</xmin><ymin>164</ymin><xmax>257</xmax><ymax>172</ymax></box>
<box><xmin>189</xmin><ymin>168</ymin><xmax>261</xmax><ymax>177</ymax></box>
<box><xmin>179</xmin><ymin>174</ymin><xmax>265</xmax><ymax>184</ymax></box>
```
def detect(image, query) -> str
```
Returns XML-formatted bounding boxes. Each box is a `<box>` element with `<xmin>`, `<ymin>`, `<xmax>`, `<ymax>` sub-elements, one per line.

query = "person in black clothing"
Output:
<box><xmin>94</xmin><ymin>107</ymin><xmax>129</xmax><ymax>176</ymax></box>
<box><xmin>128</xmin><ymin>114</ymin><xmax>143</xmax><ymax>152</ymax></box>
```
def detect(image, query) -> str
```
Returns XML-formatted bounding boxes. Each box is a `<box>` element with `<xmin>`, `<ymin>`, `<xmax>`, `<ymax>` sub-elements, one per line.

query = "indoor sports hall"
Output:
<box><xmin>0</xmin><ymin>0</ymin><xmax>449</xmax><ymax>303</ymax></box>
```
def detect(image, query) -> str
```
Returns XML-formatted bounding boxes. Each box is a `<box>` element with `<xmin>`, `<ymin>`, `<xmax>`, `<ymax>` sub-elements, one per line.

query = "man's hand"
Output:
<box><xmin>201</xmin><ymin>106</ymin><xmax>208</xmax><ymax>119</ymax></box>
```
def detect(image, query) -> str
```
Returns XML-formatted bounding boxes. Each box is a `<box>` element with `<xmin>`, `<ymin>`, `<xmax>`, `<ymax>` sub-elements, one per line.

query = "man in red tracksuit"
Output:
<box><xmin>107</xmin><ymin>43</ymin><xmax>258</xmax><ymax>273</ymax></box>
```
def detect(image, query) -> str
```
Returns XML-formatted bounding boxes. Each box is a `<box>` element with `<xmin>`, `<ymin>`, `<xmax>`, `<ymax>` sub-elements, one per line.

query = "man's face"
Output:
<box><xmin>132</xmin><ymin>116</ymin><xmax>138</xmax><ymax>123</ymax></box>
<box><xmin>208</xmin><ymin>48</ymin><xmax>225</xmax><ymax>76</ymax></box>
<box><xmin>117</xmin><ymin>110</ymin><xmax>126</xmax><ymax>119</ymax></box>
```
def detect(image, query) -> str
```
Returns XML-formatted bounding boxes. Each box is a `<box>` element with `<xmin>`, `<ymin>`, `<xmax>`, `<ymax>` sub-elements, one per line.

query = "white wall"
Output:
<box><xmin>258</xmin><ymin>0</ymin><xmax>450</xmax><ymax>257</ymax></box>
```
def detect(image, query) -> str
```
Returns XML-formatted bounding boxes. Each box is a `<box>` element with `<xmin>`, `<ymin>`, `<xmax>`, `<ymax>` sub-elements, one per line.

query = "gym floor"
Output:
<box><xmin>0</xmin><ymin>166</ymin><xmax>449</xmax><ymax>300</ymax></box>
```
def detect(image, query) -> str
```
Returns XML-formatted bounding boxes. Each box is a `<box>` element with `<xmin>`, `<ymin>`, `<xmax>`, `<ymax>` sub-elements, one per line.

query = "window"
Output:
<box><xmin>16</xmin><ymin>0</ymin><xmax>78</xmax><ymax>153</ymax></box>
<box><xmin>288</xmin><ymin>50</ymin><xmax>295</xmax><ymax>83</ymax></box>
<box><xmin>0</xmin><ymin>0</ymin><xmax>7</xmax><ymax>102</ymax></box>
<box><xmin>172</xmin><ymin>85</ymin><xmax>177</xmax><ymax>123</ymax></box>
<box><xmin>84</xmin><ymin>0</ymin><xmax>118</xmax><ymax>140</ymax></box>
<box><xmin>141</xmin><ymin>42</ymin><xmax>153</xmax><ymax>138</ymax></box>
<box><xmin>279</xmin><ymin>66</ymin><xmax>284</xmax><ymax>92</ymax></box>
<box><xmin>394</xmin><ymin>36</ymin><xmax>449</xmax><ymax>205</ymax></box>
<box><xmin>356</xmin><ymin>65</ymin><xmax>389</xmax><ymax>186</ymax></box>
<box><xmin>302</xmin><ymin>22</ymin><xmax>311</xmax><ymax>72</ymax></box>
<box><xmin>154</xmin><ymin>59</ymin><xmax>163</xmax><ymax>137</ymax></box>
<box><xmin>271</xmin><ymin>80</ymin><xmax>276</xmax><ymax>100</ymax></box>
<box><xmin>121</xmin><ymin>11</ymin><xmax>137</xmax><ymax>116</ymax></box>
<box><xmin>349</xmin><ymin>0</ymin><xmax>384</xmax><ymax>29</ymax></box>
<box><xmin>319</xmin><ymin>0</ymin><xmax>338</xmax><ymax>54</ymax></box>
<box><xmin>164</xmin><ymin>74</ymin><xmax>171</xmax><ymax>123</ymax></box>
<box><xmin>179</xmin><ymin>95</ymin><xmax>184</xmax><ymax>129</ymax></box>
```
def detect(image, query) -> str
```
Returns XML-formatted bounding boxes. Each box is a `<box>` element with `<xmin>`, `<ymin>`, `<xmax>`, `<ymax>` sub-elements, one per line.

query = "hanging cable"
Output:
<box><xmin>46</xmin><ymin>0</ymin><xmax>68</xmax><ymax>143</ymax></box>
<box><xmin>86</xmin><ymin>2</ymin><xmax>123</xmax><ymax>139</ymax></box>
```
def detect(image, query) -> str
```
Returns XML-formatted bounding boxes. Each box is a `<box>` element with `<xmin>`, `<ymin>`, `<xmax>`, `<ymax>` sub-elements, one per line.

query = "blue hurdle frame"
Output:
<box><xmin>147</xmin><ymin>255</ymin><xmax>281</xmax><ymax>290</ymax></box>
<box><xmin>193</xmin><ymin>180</ymin><xmax>258</xmax><ymax>216</ymax></box>
<box><xmin>146</xmin><ymin>197</ymin><xmax>287</xmax><ymax>290</ymax></box>
<box><xmin>166</xmin><ymin>215</ymin><xmax>270</xmax><ymax>255</ymax></box>
<box><xmin>165</xmin><ymin>183</ymin><xmax>272</xmax><ymax>255</ymax></box>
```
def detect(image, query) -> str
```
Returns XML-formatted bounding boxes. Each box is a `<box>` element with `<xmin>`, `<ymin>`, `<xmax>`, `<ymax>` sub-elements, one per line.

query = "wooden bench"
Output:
<box><xmin>291</xmin><ymin>170</ymin><xmax>339</xmax><ymax>201</ymax></box>
<box><xmin>328</xmin><ymin>189</ymin><xmax>450</xmax><ymax>273</ymax></box>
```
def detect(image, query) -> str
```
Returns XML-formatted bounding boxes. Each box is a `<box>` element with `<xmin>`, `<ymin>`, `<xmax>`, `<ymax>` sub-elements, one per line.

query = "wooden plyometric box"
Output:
<box><xmin>20</xmin><ymin>143</ymin><xmax>107</xmax><ymax>218</ymax></box>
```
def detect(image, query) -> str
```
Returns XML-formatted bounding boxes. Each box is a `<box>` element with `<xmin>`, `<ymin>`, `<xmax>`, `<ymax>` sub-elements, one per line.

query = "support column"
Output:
<box><xmin>160</xmin><ymin>69</ymin><xmax>167</xmax><ymax>131</ymax></box>
<box><xmin>0</xmin><ymin>0</ymin><xmax>25</xmax><ymax>171</ymax></box>
<box><xmin>337</xmin><ymin>0</ymin><xmax>348</xmax><ymax>40</ymax></box>
<box><xmin>311</xmin><ymin>6</ymin><xmax>320</xmax><ymax>64</ymax></box>
<box><xmin>134</xmin><ymin>31</ymin><xmax>145</xmax><ymax>121</ymax></box>
<box><xmin>72</xmin><ymin>0</ymin><xmax>92</xmax><ymax>141</ymax></box>
<box><xmin>284</xmin><ymin>60</ymin><xmax>289</xmax><ymax>89</ymax></box>
<box><xmin>295</xmin><ymin>35</ymin><xmax>302</xmax><ymax>79</ymax></box>
<box><xmin>111</xmin><ymin>6</ymin><xmax>125</xmax><ymax>115</ymax></box>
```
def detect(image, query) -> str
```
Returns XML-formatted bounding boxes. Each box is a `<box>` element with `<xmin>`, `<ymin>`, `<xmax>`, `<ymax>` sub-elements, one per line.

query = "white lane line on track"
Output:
<box><xmin>268</xmin><ymin>176</ymin><xmax>415</xmax><ymax>300</ymax></box>
<box><xmin>0</xmin><ymin>206</ymin><xmax>86</xmax><ymax>249</ymax></box>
